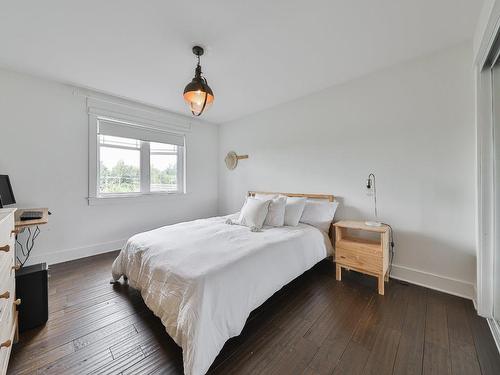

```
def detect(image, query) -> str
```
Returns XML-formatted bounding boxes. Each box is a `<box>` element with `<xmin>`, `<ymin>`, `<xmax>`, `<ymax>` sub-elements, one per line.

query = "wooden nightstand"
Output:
<box><xmin>333</xmin><ymin>220</ymin><xmax>390</xmax><ymax>295</ymax></box>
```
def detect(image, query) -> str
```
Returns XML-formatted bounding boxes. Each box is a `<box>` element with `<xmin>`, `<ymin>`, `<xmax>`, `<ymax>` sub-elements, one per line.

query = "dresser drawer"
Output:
<box><xmin>0</xmin><ymin>276</ymin><xmax>14</xmax><ymax>349</ymax></box>
<box><xmin>0</xmin><ymin>213</ymin><xmax>14</xmax><ymax>251</ymax></box>
<box><xmin>0</xmin><ymin>344</ymin><xmax>8</xmax><ymax>375</ymax></box>
<box><xmin>0</xmin><ymin>228</ymin><xmax>15</xmax><ymax>283</ymax></box>
<box><xmin>0</xmin><ymin>238</ymin><xmax>15</xmax><ymax>291</ymax></box>
<box><xmin>0</xmin><ymin>209</ymin><xmax>16</xmax><ymax>375</ymax></box>
<box><xmin>0</xmin><ymin>244</ymin><xmax>14</xmax><ymax>277</ymax></box>
<box><xmin>336</xmin><ymin>246</ymin><xmax>382</xmax><ymax>274</ymax></box>
<box><xmin>0</xmin><ymin>261</ymin><xmax>12</xmax><ymax>293</ymax></box>
<box><xmin>0</xmin><ymin>312</ymin><xmax>16</xmax><ymax>375</ymax></box>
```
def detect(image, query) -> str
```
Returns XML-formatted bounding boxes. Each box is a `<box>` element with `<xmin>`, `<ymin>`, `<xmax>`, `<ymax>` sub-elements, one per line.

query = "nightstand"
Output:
<box><xmin>333</xmin><ymin>220</ymin><xmax>390</xmax><ymax>295</ymax></box>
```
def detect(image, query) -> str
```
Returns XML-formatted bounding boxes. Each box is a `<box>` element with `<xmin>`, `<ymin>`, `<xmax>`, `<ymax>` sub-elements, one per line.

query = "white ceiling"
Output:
<box><xmin>0</xmin><ymin>0</ymin><xmax>483</xmax><ymax>123</ymax></box>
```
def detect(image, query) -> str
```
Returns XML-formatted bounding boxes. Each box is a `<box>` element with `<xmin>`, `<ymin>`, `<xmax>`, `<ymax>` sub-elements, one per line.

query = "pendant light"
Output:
<box><xmin>183</xmin><ymin>46</ymin><xmax>214</xmax><ymax>116</ymax></box>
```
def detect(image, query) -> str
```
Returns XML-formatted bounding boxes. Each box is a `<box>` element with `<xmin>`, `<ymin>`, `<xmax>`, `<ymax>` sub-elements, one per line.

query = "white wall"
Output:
<box><xmin>0</xmin><ymin>43</ymin><xmax>478</xmax><ymax>300</ymax></box>
<box><xmin>218</xmin><ymin>43</ymin><xmax>476</xmax><ymax>299</ymax></box>
<box><xmin>0</xmin><ymin>68</ymin><xmax>219</xmax><ymax>265</ymax></box>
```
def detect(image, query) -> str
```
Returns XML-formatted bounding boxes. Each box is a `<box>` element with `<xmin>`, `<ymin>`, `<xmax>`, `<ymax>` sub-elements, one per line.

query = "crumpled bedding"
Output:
<box><xmin>111</xmin><ymin>214</ymin><xmax>332</xmax><ymax>375</ymax></box>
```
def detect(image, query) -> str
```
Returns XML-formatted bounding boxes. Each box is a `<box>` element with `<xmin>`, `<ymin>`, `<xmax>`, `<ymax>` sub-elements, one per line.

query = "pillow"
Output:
<box><xmin>254</xmin><ymin>195</ymin><xmax>286</xmax><ymax>226</ymax></box>
<box><xmin>237</xmin><ymin>197</ymin><xmax>272</xmax><ymax>229</ymax></box>
<box><xmin>253</xmin><ymin>193</ymin><xmax>278</xmax><ymax>200</ymax></box>
<box><xmin>300</xmin><ymin>199</ymin><xmax>339</xmax><ymax>232</ymax></box>
<box><xmin>282</xmin><ymin>196</ymin><xmax>307</xmax><ymax>226</ymax></box>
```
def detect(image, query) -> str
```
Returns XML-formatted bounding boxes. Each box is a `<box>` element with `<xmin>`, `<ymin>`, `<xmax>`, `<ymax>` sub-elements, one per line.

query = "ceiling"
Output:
<box><xmin>0</xmin><ymin>0</ymin><xmax>483</xmax><ymax>124</ymax></box>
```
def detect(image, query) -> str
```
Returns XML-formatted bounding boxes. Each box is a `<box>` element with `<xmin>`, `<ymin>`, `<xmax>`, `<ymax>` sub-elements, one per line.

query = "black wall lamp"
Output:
<box><xmin>365</xmin><ymin>172</ymin><xmax>382</xmax><ymax>227</ymax></box>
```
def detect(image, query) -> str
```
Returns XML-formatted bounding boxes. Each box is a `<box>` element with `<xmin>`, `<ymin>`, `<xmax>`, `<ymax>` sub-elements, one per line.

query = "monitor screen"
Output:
<box><xmin>0</xmin><ymin>175</ymin><xmax>15</xmax><ymax>208</ymax></box>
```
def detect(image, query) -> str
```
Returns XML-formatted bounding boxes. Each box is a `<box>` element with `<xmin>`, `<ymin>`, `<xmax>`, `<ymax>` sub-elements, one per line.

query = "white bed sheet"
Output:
<box><xmin>111</xmin><ymin>214</ymin><xmax>333</xmax><ymax>375</ymax></box>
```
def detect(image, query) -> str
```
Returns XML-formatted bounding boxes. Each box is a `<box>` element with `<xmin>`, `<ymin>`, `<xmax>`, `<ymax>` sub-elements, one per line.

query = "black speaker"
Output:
<box><xmin>15</xmin><ymin>263</ymin><xmax>48</xmax><ymax>332</ymax></box>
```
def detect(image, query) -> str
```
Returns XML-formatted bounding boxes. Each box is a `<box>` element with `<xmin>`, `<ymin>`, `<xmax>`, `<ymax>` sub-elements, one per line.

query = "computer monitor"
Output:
<box><xmin>0</xmin><ymin>175</ymin><xmax>16</xmax><ymax>208</ymax></box>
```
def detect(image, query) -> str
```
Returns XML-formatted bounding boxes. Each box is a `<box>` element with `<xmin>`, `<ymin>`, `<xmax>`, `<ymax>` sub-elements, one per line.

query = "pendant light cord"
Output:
<box><xmin>192</xmin><ymin>54</ymin><xmax>209</xmax><ymax>117</ymax></box>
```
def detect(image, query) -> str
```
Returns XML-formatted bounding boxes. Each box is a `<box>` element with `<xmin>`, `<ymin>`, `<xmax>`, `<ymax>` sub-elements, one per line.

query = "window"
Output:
<box><xmin>150</xmin><ymin>142</ymin><xmax>180</xmax><ymax>192</ymax></box>
<box><xmin>92</xmin><ymin>118</ymin><xmax>185</xmax><ymax>200</ymax></box>
<box><xmin>86</xmin><ymin>95</ymin><xmax>190</xmax><ymax>205</ymax></box>
<box><xmin>99</xmin><ymin>135</ymin><xmax>141</xmax><ymax>194</ymax></box>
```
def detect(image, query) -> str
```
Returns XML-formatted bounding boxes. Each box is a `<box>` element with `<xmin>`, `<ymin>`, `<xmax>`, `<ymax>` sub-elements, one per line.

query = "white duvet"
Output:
<box><xmin>111</xmin><ymin>214</ymin><xmax>333</xmax><ymax>375</ymax></box>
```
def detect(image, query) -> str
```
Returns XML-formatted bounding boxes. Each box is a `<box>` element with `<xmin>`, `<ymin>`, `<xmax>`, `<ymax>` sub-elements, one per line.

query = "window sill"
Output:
<box><xmin>87</xmin><ymin>192</ymin><xmax>188</xmax><ymax>206</ymax></box>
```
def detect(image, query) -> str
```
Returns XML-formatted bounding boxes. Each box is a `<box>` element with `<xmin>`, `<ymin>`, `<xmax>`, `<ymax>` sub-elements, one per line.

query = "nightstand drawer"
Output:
<box><xmin>336</xmin><ymin>246</ymin><xmax>382</xmax><ymax>274</ymax></box>
<box><xmin>336</xmin><ymin>237</ymin><xmax>382</xmax><ymax>255</ymax></box>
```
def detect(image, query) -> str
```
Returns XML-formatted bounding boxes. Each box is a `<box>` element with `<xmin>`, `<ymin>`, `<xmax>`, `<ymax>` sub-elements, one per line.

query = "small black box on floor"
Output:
<box><xmin>15</xmin><ymin>262</ymin><xmax>48</xmax><ymax>332</ymax></box>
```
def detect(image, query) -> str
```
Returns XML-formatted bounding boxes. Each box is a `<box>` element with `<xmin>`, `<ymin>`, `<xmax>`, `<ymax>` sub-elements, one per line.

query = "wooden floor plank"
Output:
<box><xmin>423</xmin><ymin>341</ymin><xmax>452</xmax><ymax>375</ymax></box>
<box><xmin>447</xmin><ymin>298</ymin><xmax>482</xmax><ymax>375</ymax></box>
<box><xmin>423</xmin><ymin>290</ymin><xmax>452</xmax><ymax>375</ymax></box>
<box><xmin>361</xmin><ymin>282</ymin><xmax>410</xmax><ymax>374</ymax></box>
<box><xmin>7</xmin><ymin>342</ymin><xmax>75</xmax><ymax>375</ymax></box>
<box><xmin>8</xmin><ymin>254</ymin><xmax>500</xmax><ymax>375</ymax></box>
<box><xmin>308</xmin><ymin>288</ymin><xmax>372</xmax><ymax>374</ymax></box>
<box><xmin>13</xmin><ymin>303</ymin><xmax>142</xmax><ymax>362</ymax></box>
<box><xmin>91</xmin><ymin>346</ymin><xmax>145</xmax><ymax>375</ymax></box>
<box><xmin>332</xmin><ymin>340</ymin><xmax>370</xmax><ymax>375</ymax></box>
<box><xmin>393</xmin><ymin>285</ymin><xmax>427</xmax><ymax>375</ymax></box>
<box><xmin>34</xmin><ymin>324</ymin><xmax>139</xmax><ymax>375</ymax></box>
<box><xmin>73</xmin><ymin>314</ymin><xmax>143</xmax><ymax>351</ymax></box>
<box><xmin>363</xmin><ymin>328</ymin><xmax>402</xmax><ymax>375</ymax></box>
<box><xmin>262</xmin><ymin>336</ymin><xmax>319</xmax><ymax>375</ymax></box>
<box><xmin>465</xmin><ymin>301</ymin><xmax>500</xmax><ymax>375</ymax></box>
<box><xmin>425</xmin><ymin>298</ymin><xmax>449</xmax><ymax>349</ymax></box>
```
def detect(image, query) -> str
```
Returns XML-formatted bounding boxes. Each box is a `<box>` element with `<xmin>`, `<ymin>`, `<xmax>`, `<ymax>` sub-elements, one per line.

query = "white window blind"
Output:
<box><xmin>98</xmin><ymin>119</ymin><xmax>185</xmax><ymax>146</ymax></box>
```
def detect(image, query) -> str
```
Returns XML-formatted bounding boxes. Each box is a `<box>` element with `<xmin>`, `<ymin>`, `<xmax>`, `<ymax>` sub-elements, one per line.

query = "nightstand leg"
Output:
<box><xmin>378</xmin><ymin>275</ymin><xmax>385</xmax><ymax>295</ymax></box>
<box><xmin>384</xmin><ymin>272</ymin><xmax>389</xmax><ymax>282</ymax></box>
<box><xmin>336</xmin><ymin>264</ymin><xmax>342</xmax><ymax>281</ymax></box>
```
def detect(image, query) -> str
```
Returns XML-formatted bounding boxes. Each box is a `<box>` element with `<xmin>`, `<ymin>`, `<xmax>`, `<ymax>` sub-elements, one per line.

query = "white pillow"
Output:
<box><xmin>282</xmin><ymin>196</ymin><xmax>307</xmax><ymax>226</ymax></box>
<box><xmin>253</xmin><ymin>193</ymin><xmax>278</xmax><ymax>200</ymax></box>
<box><xmin>237</xmin><ymin>197</ymin><xmax>272</xmax><ymax>229</ymax></box>
<box><xmin>254</xmin><ymin>195</ymin><xmax>286</xmax><ymax>227</ymax></box>
<box><xmin>300</xmin><ymin>200</ymin><xmax>339</xmax><ymax>232</ymax></box>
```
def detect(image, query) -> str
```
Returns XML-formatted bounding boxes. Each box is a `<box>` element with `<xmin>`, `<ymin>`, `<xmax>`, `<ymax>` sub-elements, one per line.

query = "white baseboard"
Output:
<box><xmin>25</xmin><ymin>238</ymin><xmax>126</xmax><ymax>266</ymax></box>
<box><xmin>390</xmin><ymin>263</ymin><xmax>475</xmax><ymax>302</ymax></box>
<box><xmin>487</xmin><ymin>318</ymin><xmax>500</xmax><ymax>355</ymax></box>
<box><xmin>473</xmin><ymin>285</ymin><xmax>478</xmax><ymax>310</ymax></box>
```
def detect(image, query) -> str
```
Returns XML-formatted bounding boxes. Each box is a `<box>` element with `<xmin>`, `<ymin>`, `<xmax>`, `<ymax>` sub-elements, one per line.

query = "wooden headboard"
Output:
<box><xmin>248</xmin><ymin>191</ymin><xmax>335</xmax><ymax>202</ymax></box>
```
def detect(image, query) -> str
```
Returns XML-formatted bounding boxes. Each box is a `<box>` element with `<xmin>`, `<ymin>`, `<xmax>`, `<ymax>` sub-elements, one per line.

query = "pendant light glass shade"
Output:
<box><xmin>183</xmin><ymin>46</ymin><xmax>214</xmax><ymax>116</ymax></box>
<box><xmin>183</xmin><ymin>78</ymin><xmax>214</xmax><ymax>116</ymax></box>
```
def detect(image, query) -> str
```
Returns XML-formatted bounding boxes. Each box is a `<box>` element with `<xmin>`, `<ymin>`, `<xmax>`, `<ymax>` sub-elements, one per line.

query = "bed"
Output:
<box><xmin>111</xmin><ymin>192</ymin><xmax>335</xmax><ymax>375</ymax></box>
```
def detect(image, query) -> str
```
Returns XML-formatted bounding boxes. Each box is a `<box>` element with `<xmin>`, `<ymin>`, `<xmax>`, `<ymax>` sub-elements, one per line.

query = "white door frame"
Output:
<box><xmin>476</xmin><ymin>1</ymin><xmax>500</xmax><ymax>346</ymax></box>
<box><xmin>476</xmin><ymin>64</ymin><xmax>495</xmax><ymax>318</ymax></box>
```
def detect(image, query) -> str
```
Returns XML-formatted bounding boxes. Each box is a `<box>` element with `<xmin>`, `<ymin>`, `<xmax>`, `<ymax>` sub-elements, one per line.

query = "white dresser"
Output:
<box><xmin>0</xmin><ymin>209</ymin><xmax>19</xmax><ymax>375</ymax></box>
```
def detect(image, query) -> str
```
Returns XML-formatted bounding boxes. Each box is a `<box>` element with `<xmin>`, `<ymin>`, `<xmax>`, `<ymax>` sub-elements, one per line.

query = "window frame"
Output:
<box><xmin>88</xmin><ymin>111</ymin><xmax>187</xmax><ymax>206</ymax></box>
<box><xmin>97</xmin><ymin>133</ymin><xmax>143</xmax><ymax>196</ymax></box>
<box><xmin>149</xmin><ymin>142</ymin><xmax>184</xmax><ymax>194</ymax></box>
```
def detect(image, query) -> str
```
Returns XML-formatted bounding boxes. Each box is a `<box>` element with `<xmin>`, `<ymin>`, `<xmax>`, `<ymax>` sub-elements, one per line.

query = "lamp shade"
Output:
<box><xmin>183</xmin><ymin>77</ymin><xmax>214</xmax><ymax>116</ymax></box>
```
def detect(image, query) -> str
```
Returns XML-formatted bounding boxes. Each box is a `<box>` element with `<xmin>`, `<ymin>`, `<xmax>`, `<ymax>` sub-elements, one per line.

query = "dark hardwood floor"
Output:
<box><xmin>7</xmin><ymin>251</ymin><xmax>500</xmax><ymax>375</ymax></box>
